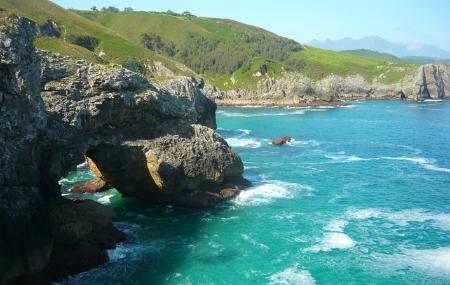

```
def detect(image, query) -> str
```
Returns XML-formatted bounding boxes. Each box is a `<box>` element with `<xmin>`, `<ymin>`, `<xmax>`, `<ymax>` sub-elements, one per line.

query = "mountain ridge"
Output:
<box><xmin>310</xmin><ymin>36</ymin><xmax>450</xmax><ymax>60</ymax></box>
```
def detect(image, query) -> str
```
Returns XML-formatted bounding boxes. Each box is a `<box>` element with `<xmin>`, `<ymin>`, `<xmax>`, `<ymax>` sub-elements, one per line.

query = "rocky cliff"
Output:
<box><xmin>205</xmin><ymin>65</ymin><xmax>450</xmax><ymax>106</ymax></box>
<box><xmin>0</xmin><ymin>16</ymin><xmax>245</xmax><ymax>285</ymax></box>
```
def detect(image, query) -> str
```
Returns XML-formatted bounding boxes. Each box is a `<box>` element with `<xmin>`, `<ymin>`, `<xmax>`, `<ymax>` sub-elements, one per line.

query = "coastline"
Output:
<box><xmin>214</xmin><ymin>97</ymin><xmax>449</xmax><ymax>108</ymax></box>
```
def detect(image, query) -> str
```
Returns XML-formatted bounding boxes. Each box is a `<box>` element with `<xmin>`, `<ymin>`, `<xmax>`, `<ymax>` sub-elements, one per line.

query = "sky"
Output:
<box><xmin>53</xmin><ymin>0</ymin><xmax>450</xmax><ymax>51</ymax></box>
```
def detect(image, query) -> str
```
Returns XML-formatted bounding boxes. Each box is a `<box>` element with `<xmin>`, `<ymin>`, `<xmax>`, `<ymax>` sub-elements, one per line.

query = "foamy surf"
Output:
<box><xmin>225</xmin><ymin>137</ymin><xmax>263</xmax><ymax>148</ymax></box>
<box><xmin>233</xmin><ymin>180</ymin><xmax>314</xmax><ymax>207</ymax></box>
<box><xmin>374</xmin><ymin>247</ymin><xmax>450</xmax><ymax>279</ymax></box>
<box><xmin>322</xmin><ymin>152</ymin><xmax>450</xmax><ymax>173</ymax></box>
<box><xmin>346</xmin><ymin>208</ymin><xmax>450</xmax><ymax>231</ymax></box>
<box><xmin>306</xmin><ymin>219</ymin><xmax>355</xmax><ymax>252</ymax></box>
<box><xmin>269</xmin><ymin>265</ymin><xmax>316</xmax><ymax>285</ymax></box>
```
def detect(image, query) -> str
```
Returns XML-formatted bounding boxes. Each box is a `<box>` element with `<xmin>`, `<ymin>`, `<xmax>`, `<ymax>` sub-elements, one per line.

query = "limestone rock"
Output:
<box><xmin>71</xmin><ymin>178</ymin><xmax>109</xmax><ymax>193</ymax></box>
<box><xmin>85</xmin><ymin>124</ymin><xmax>246</xmax><ymax>207</ymax></box>
<box><xmin>204</xmin><ymin>66</ymin><xmax>450</xmax><ymax>106</ymax></box>
<box><xmin>272</xmin><ymin>136</ymin><xmax>293</xmax><ymax>145</ymax></box>
<box><xmin>0</xmin><ymin>15</ymin><xmax>246</xmax><ymax>284</ymax></box>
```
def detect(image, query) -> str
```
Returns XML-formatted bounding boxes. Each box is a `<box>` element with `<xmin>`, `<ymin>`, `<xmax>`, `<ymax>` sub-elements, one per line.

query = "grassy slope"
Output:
<box><xmin>290</xmin><ymin>46</ymin><xmax>417</xmax><ymax>84</ymax></box>
<box><xmin>0</xmin><ymin>0</ymin><xmax>187</xmax><ymax>74</ymax></box>
<box><xmin>77</xmin><ymin>10</ymin><xmax>418</xmax><ymax>89</ymax></box>
<box><xmin>342</xmin><ymin>49</ymin><xmax>399</xmax><ymax>61</ymax></box>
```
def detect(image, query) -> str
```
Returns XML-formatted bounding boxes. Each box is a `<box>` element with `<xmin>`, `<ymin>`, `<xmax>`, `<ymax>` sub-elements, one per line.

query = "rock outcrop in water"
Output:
<box><xmin>0</xmin><ymin>16</ymin><xmax>245</xmax><ymax>284</ymax></box>
<box><xmin>204</xmin><ymin>65</ymin><xmax>450</xmax><ymax>106</ymax></box>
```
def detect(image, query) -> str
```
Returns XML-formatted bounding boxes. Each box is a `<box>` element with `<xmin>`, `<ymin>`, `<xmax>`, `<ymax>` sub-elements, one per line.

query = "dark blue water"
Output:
<box><xmin>59</xmin><ymin>100</ymin><xmax>450</xmax><ymax>285</ymax></box>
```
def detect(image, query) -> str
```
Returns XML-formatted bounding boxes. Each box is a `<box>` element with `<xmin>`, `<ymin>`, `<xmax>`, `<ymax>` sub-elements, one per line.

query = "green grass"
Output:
<box><xmin>34</xmin><ymin>36</ymin><xmax>104</xmax><ymax>63</ymax></box>
<box><xmin>209</xmin><ymin>57</ymin><xmax>290</xmax><ymax>90</ymax></box>
<box><xmin>0</xmin><ymin>0</ymin><xmax>187</xmax><ymax>74</ymax></box>
<box><xmin>290</xmin><ymin>46</ymin><xmax>418</xmax><ymax>84</ymax></box>
<box><xmin>76</xmin><ymin>9</ymin><xmax>418</xmax><ymax>88</ymax></box>
<box><xmin>341</xmin><ymin>49</ymin><xmax>399</xmax><ymax>61</ymax></box>
<box><xmin>1</xmin><ymin>1</ymin><xmax>420</xmax><ymax>90</ymax></box>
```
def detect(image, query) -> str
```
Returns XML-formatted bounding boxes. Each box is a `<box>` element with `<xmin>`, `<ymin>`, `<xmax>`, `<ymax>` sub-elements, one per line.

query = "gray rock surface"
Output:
<box><xmin>0</xmin><ymin>15</ymin><xmax>245</xmax><ymax>284</ymax></box>
<box><xmin>204</xmin><ymin>66</ymin><xmax>450</xmax><ymax>106</ymax></box>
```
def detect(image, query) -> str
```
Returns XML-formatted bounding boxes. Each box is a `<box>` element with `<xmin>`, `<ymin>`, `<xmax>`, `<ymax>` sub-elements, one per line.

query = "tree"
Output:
<box><xmin>124</xmin><ymin>7</ymin><xmax>134</xmax><ymax>12</ymax></box>
<box><xmin>91</xmin><ymin>6</ymin><xmax>98</xmax><ymax>11</ymax></box>
<box><xmin>141</xmin><ymin>33</ymin><xmax>177</xmax><ymax>57</ymax></box>
<box><xmin>182</xmin><ymin>11</ymin><xmax>194</xmax><ymax>18</ymax></box>
<box><xmin>101</xmin><ymin>6</ymin><xmax>120</xmax><ymax>13</ymax></box>
<box><xmin>166</xmin><ymin>10</ymin><xmax>178</xmax><ymax>16</ymax></box>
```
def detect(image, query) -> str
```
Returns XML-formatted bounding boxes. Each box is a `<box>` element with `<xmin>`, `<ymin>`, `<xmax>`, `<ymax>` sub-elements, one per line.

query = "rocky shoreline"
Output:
<box><xmin>1</xmin><ymin>13</ymin><xmax>449</xmax><ymax>285</ymax></box>
<box><xmin>204</xmin><ymin>65</ymin><xmax>450</xmax><ymax>106</ymax></box>
<box><xmin>0</xmin><ymin>16</ymin><xmax>246</xmax><ymax>285</ymax></box>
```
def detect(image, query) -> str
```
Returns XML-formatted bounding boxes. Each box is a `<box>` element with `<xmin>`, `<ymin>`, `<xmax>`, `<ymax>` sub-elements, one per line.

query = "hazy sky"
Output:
<box><xmin>53</xmin><ymin>0</ymin><xmax>450</xmax><ymax>51</ymax></box>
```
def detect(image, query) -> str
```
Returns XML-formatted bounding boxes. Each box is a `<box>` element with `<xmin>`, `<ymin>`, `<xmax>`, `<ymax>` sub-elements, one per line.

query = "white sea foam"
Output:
<box><xmin>324</xmin><ymin>219</ymin><xmax>348</xmax><ymax>232</ymax></box>
<box><xmin>269</xmin><ymin>266</ymin><xmax>316</xmax><ymax>285</ymax></box>
<box><xmin>324</xmin><ymin>152</ymin><xmax>366</xmax><ymax>163</ymax></box>
<box><xmin>322</xmin><ymin>152</ymin><xmax>450</xmax><ymax>173</ymax></box>
<box><xmin>217</xmin><ymin>110</ymin><xmax>306</xmax><ymax>117</ymax></box>
<box><xmin>241</xmin><ymin>234</ymin><xmax>269</xmax><ymax>250</ymax></box>
<box><xmin>234</xmin><ymin>183</ymin><xmax>293</xmax><ymax>206</ymax></box>
<box><xmin>97</xmin><ymin>194</ymin><xmax>115</xmax><ymax>204</ymax></box>
<box><xmin>76</xmin><ymin>162</ymin><xmax>87</xmax><ymax>169</ymax></box>
<box><xmin>375</xmin><ymin>247</ymin><xmax>450</xmax><ymax>279</ymax></box>
<box><xmin>423</xmin><ymin>99</ymin><xmax>443</xmax><ymax>102</ymax></box>
<box><xmin>378</xmin><ymin>156</ymin><xmax>450</xmax><ymax>173</ymax></box>
<box><xmin>225</xmin><ymin>137</ymin><xmax>263</xmax><ymax>148</ymax></box>
<box><xmin>287</xmin><ymin>139</ymin><xmax>321</xmax><ymax>148</ymax></box>
<box><xmin>233</xmin><ymin>180</ymin><xmax>314</xmax><ymax>207</ymax></box>
<box><xmin>237</xmin><ymin>128</ymin><xmax>252</xmax><ymax>135</ymax></box>
<box><xmin>306</xmin><ymin>219</ymin><xmax>355</xmax><ymax>252</ymax></box>
<box><xmin>346</xmin><ymin>208</ymin><xmax>450</xmax><ymax>231</ymax></box>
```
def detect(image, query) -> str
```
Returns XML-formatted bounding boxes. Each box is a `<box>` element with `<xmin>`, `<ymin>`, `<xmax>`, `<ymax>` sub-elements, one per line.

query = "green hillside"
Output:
<box><xmin>290</xmin><ymin>47</ymin><xmax>417</xmax><ymax>84</ymax></box>
<box><xmin>76</xmin><ymin>9</ymin><xmax>418</xmax><ymax>90</ymax></box>
<box><xmin>342</xmin><ymin>49</ymin><xmax>399</xmax><ymax>61</ymax></box>
<box><xmin>0</xmin><ymin>0</ymin><xmax>187</xmax><ymax>74</ymax></box>
<box><xmin>0</xmin><ymin>1</ymin><xmax>419</xmax><ymax>91</ymax></box>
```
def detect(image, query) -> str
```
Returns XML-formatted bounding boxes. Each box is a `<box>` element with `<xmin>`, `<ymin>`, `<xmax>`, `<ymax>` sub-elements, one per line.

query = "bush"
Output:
<box><xmin>141</xmin><ymin>33</ymin><xmax>177</xmax><ymax>56</ymax></box>
<box><xmin>69</xmin><ymin>35</ymin><xmax>100</xmax><ymax>51</ymax></box>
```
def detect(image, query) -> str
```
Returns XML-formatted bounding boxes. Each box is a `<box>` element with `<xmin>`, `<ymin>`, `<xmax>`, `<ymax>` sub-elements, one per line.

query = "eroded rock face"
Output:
<box><xmin>0</xmin><ymin>16</ymin><xmax>245</xmax><ymax>284</ymax></box>
<box><xmin>204</xmin><ymin>65</ymin><xmax>450</xmax><ymax>106</ymax></box>
<box><xmin>86</xmin><ymin>124</ymin><xmax>245</xmax><ymax>207</ymax></box>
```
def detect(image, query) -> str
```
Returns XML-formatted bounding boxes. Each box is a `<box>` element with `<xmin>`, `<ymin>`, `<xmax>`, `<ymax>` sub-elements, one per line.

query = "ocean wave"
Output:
<box><xmin>233</xmin><ymin>180</ymin><xmax>314</xmax><ymax>207</ymax></box>
<box><xmin>237</xmin><ymin>128</ymin><xmax>252</xmax><ymax>135</ymax></box>
<box><xmin>241</xmin><ymin>233</ymin><xmax>269</xmax><ymax>250</ymax></box>
<box><xmin>217</xmin><ymin>110</ymin><xmax>306</xmax><ymax>117</ymax></box>
<box><xmin>287</xmin><ymin>139</ymin><xmax>321</xmax><ymax>147</ymax></box>
<box><xmin>322</xmin><ymin>152</ymin><xmax>450</xmax><ymax>173</ymax></box>
<box><xmin>306</xmin><ymin>219</ymin><xmax>355</xmax><ymax>252</ymax></box>
<box><xmin>233</xmin><ymin>182</ymin><xmax>293</xmax><ymax>206</ymax></box>
<box><xmin>97</xmin><ymin>194</ymin><xmax>115</xmax><ymax>204</ymax></box>
<box><xmin>58</xmin><ymin>171</ymin><xmax>96</xmax><ymax>185</ymax></box>
<box><xmin>225</xmin><ymin>137</ymin><xmax>263</xmax><ymax>148</ymax></box>
<box><xmin>324</xmin><ymin>152</ymin><xmax>367</xmax><ymax>163</ymax></box>
<box><xmin>374</xmin><ymin>247</ymin><xmax>450</xmax><ymax>279</ymax></box>
<box><xmin>269</xmin><ymin>265</ymin><xmax>316</xmax><ymax>285</ymax></box>
<box><xmin>378</xmin><ymin>156</ymin><xmax>450</xmax><ymax>173</ymax></box>
<box><xmin>423</xmin><ymin>99</ymin><xmax>443</xmax><ymax>102</ymax></box>
<box><xmin>76</xmin><ymin>162</ymin><xmax>87</xmax><ymax>169</ymax></box>
<box><xmin>346</xmin><ymin>208</ymin><xmax>450</xmax><ymax>231</ymax></box>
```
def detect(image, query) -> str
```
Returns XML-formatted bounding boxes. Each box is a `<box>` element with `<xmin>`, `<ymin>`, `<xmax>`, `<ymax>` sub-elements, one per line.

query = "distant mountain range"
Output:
<box><xmin>310</xmin><ymin>36</ymin><xmax>450</xmax><ymax>61</ymax></box>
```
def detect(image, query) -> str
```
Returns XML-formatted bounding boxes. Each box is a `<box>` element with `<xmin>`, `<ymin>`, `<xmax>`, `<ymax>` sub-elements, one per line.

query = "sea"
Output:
<box><xmin>58</xmin><ymin>100</ymin><xmax>450</xmax><ymax>285</ymax></box>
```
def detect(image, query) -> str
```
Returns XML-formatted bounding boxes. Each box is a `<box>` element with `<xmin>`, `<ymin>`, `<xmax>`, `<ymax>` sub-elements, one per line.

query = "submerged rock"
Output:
<box><xmin>71</xmin><ymin>178</ymin><xmax>109</xmax><ymax>193</ymax></box>
<box><xmin>272</xmin><ymin>136</ymin><xmax>293</xmax><ymax>145</ymax></box>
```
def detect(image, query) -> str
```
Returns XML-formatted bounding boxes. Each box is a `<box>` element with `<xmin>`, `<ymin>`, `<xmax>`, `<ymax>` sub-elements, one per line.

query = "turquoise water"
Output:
<box><xmin>59</xmin><ymin>100</ymin><xmax>450</xmax><ymax>285</ymax></box>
